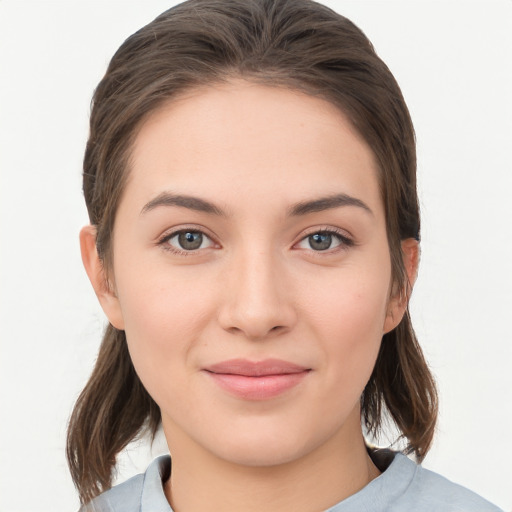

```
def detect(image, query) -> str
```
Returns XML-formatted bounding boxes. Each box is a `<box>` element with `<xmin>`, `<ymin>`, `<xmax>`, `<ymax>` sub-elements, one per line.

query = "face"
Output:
<box><xmin>85</xmin><ymin>81</ymin><xmax>409</xmax><ymax>467</ymax></box>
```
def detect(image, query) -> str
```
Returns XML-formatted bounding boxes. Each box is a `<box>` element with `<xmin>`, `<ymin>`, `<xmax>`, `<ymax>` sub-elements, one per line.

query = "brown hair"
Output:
<box><xmin>67</xmin><ymin>0</ymin><xmax>437</xmax><ymax>504</ymax></box>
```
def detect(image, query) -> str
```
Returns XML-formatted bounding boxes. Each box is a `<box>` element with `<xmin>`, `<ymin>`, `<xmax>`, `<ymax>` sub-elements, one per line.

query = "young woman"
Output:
<box><xmin>67</xmin><ymin>1</ymin><xmax>503</xmax><ymax>510</ymax></box>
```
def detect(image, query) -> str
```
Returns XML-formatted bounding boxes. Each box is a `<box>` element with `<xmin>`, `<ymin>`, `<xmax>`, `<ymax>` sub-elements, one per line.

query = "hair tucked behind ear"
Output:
<box><xmin>68</xmin><ymin>0</ymin><xmax>438</xmax><ymax>504</ymax></box>
<box><xmin>66</xmin><ymin>326</ymin><xmax>160</xmax><ymax>504</ymax></box>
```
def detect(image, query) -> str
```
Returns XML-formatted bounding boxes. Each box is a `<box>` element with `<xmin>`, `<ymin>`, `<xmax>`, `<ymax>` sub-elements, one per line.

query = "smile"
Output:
<box><xmin>203</xmin><ymin>359</ymin><xmax>311</xmax><ymax>400</ymax></box>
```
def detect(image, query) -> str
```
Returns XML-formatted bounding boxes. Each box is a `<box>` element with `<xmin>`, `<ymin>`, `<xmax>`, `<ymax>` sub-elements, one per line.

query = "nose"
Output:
<box><xmin>217</xmin><ymin>247</ymin><xmax>297</xmax><ymax>340</ymax></box>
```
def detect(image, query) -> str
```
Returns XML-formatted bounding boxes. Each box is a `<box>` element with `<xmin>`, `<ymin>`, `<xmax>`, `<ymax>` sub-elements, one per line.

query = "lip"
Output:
<box><xmin>203</xmin><ymin>358</ymin><xmax>311</xmax><ymax>400</ymax></box>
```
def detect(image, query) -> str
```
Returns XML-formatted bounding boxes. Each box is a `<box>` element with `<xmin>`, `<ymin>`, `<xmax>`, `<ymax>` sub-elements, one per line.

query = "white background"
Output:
<box><xmin>0</xmin><ymin>1</ymin><xmax>511</xmax><ymax>511</ymax></box>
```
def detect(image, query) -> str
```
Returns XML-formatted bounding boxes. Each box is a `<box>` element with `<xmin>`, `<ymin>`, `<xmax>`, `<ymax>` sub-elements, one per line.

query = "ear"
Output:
<box><xmin>80</xmin><ymin>225</ymin><xmax>125</xmax><ymax>330</ymax></box>
<box><xmin>383</xmin><ymin>238</ymin><xmax>420</xmax><ymax>334</ymax></box>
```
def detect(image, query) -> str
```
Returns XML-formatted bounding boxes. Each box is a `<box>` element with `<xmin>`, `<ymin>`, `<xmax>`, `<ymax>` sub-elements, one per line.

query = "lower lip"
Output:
<box><xmin>205</xmin><ymin>371</ymin><xmax>310</xmax><ymax>400</ymax></box>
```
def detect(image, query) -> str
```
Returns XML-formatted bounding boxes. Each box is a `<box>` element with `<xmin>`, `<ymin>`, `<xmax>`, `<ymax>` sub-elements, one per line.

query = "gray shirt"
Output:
<box><xmin>81</xmin><ymin>452</ymin><xmax>503</xmax><ymax>511</ymax></box>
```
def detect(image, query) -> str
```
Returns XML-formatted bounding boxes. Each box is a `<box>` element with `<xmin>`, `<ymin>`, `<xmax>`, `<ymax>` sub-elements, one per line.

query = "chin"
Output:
<box><xmin>197</xmin><ymin>417</ymin><xmax>336</xmax><ymax>468</ymax></box>
<box><xmin>214</xmin><ymin>437</ymin><xmax>310</xmax><ymax>468</ymax></box>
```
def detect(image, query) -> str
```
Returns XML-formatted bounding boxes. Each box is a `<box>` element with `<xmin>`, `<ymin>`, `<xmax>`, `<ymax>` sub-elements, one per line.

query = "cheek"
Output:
<box><xmin>113</xmin><ymin>263</ymin><xmax>217</xmax><ymax>395</ymax></box>
<box><xmin>116</xmin><ymin>252</ymin><xmax>217</xmax><ymax>333</ymax></box>
<box><xmin>300</xmin><ymin>264</ymin><xmax>391</xmax><ymax>388</ymax></box>
<box><xmin>304</xmin><ymin>263</ymin><xmax>390</xmax><ymax>334</ymax></box>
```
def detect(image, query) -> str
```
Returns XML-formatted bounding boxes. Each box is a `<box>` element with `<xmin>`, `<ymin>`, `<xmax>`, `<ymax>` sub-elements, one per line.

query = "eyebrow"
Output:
<box><xmin>140</xmin><ymin>191</ymin><xmax>372</xmax><ymax>218</ymax></box>
<box><xmin>289</xmin><ymin>193</ymin><xmax>373</xmax><ymax>217</ymax></box>
<box><xmin>140</xmin><ymin>192</ymin><xmax>226</xmax><ymax>216</ymax></box>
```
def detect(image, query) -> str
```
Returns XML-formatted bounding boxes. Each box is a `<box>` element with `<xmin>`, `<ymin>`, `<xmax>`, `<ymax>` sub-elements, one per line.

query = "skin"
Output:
<box><xmin>81</xmin><ymin>81</ymin><xmax>418</xmax><ymax>512</ymax></box>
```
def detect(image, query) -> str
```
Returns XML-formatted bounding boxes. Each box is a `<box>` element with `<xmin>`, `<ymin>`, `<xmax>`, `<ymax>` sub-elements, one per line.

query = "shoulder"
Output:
<box><xmin>79</xmin><ymin>473</ymin><xmax>145</xmax><ymax>512</ymax></box>
<box><xmin>386</xmin><ymin>453</ymin><xmax>503</xmax><ymax>512</ymax></box>
<box><xmin>331</xmin><ymin>451</ymin><xmax>503</xmax><ymax>512</ymax></box>
<box><xmin>79</xmin><ymin>455</ymin><xmax>172</xmax><ymax>512</ymax></box>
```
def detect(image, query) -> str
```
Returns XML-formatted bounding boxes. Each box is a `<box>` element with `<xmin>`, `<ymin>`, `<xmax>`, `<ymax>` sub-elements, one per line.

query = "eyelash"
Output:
<box><xmin>157</xmin><ymin>227</ymin><xmax>355</xmax><ymax>256</ymax></box>
<box><xmin>157</xmin><ymin>227</ymin><xmax>217</xmax><ymax>256</ymax></box>
<box><xmin>295</xmin><ymin>228</ymin><xmax>355</xmax><ymax>253</ymax></box>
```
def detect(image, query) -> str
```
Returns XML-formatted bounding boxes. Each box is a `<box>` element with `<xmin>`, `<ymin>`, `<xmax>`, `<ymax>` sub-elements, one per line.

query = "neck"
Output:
<box><xmin>163</xmin><ymin>413</ymin><xmax>380</xmax><ymax>512</ymax></box>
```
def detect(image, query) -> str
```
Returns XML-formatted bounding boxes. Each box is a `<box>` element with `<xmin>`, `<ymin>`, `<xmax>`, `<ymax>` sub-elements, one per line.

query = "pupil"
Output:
<box><xmin>309</xmin><ymin>233</ymin><xmax>332</xmax><ymax>251</ymax></box>
<box><xmin>178</xmin><ymin>231</ymin><xmax>202</xmax><ymax>250</ymax></box>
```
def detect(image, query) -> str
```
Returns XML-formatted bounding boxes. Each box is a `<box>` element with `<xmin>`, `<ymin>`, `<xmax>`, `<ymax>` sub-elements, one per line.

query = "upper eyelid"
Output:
<box><xmin>155</xmin><ymin>225</ymin><xmax>354</xmax><ymax>248</ymax></box>
<box><xmin>296</xmin><ymin>226</ymin><xmax>354</xmax><ymax>242</ymax></box>
<box><xmin>157</xmin><ymin>228</ymin><xmax>218</xmax><ymax>256</ymax></box>
<box><xmin>157</xmin><ymin>225</ymin><xmax>217</xmax><ymax>243</ymax></box>
<box><xmin>293</xmin><ymin>227</ymin><xmax>355</xmax><ymax>250</ymax></box>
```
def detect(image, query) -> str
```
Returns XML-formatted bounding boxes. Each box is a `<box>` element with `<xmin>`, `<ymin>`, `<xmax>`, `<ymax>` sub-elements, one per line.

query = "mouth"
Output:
<box><xmin>203</xmin><ymin>358</ymin><xmax>311</xmax><ymax>400</ymax></box>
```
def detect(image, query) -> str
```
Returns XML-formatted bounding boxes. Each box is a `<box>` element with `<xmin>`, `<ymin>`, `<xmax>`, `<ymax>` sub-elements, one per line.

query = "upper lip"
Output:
<box><xmin>204</xmin><ymin>358</ymin><xmax>310</xmax><ymax>377</ymax></box>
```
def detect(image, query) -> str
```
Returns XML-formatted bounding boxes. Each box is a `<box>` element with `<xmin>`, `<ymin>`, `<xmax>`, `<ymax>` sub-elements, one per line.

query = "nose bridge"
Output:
<box><xmin>219</xmin><ymin>240</ymin><xmax>295</xmax><ymax>339</ymax></box>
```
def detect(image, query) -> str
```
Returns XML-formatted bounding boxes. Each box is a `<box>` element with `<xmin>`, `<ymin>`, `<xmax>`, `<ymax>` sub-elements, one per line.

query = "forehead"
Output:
<box><xmin>125</xmin><ymin>81</ymin><xmax>382</xmax><ymax>216</ymax></box>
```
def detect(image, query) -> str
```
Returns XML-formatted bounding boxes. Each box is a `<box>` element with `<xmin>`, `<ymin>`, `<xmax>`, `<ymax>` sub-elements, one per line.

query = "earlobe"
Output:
<box><xmin>79</xmin><ymin>225</ymin><xmax>125</xmax><ymax>330</ymax></box>
<box><xmin>383</xmin><ymin>238</ymin><xmax>420</xmax><ymax>334</ymax></box>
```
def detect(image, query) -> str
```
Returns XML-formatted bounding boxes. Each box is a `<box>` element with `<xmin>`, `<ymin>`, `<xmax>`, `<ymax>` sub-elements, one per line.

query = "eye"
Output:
<box><xmin>161</xmin><ymin>229</ymin><xmax>214</xmax><ymax>253</ymax></box>
<box><xmin>295</xmin><ymin>230</ymin><xmax>353</xmax><ymax>252</ymax></box>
